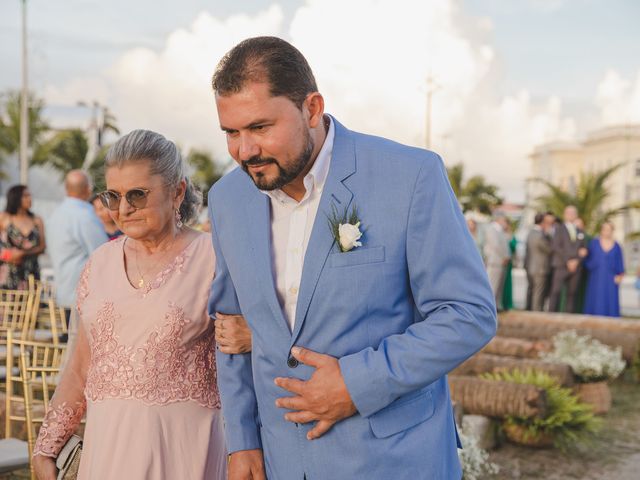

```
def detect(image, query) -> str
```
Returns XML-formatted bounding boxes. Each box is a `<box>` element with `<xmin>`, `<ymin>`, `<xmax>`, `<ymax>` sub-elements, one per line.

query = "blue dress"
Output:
<box><xmin>583</xmin><ymin>238</ymin><xmax>624</xmax><ymax>317</ymax></box>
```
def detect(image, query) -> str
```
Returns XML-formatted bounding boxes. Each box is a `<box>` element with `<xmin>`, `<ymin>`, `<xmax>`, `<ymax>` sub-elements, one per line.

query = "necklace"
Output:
<box><xmin>132</xmin><ymin>236</ymin><xmax>179</xmax><ymax>288</ymax></box>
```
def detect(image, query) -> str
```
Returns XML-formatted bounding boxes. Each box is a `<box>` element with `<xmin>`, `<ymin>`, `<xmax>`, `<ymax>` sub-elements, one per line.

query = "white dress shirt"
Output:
<box><xmin>262</xmin><ymin>117</ymin><xmax>334</xmax><ymax>331</ymax></box>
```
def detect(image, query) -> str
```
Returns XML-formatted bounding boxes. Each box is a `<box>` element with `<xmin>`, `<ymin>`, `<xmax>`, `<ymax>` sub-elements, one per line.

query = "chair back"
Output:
<box><xmin>17</xmin><ymin>336</ymin><xmax>66</xmax><ymax>479</ymax></box>
<box><xmin>0</xmin><ymin>288</ymin><xmax>35</xmax><ymax>339</ymax></box>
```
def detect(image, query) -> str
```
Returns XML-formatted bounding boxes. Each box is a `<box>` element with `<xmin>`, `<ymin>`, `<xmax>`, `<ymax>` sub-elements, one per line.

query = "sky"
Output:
<box><xmin>1</xmin><ymin>0</ymin><xmax>639</xmax><ymax>202</ymax></box>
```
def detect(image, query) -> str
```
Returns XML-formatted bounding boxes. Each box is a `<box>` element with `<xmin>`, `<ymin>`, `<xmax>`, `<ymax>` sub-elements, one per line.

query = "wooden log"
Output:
<box><xmin>482</xmin><ymin>336</ymin><xmax>551</xmax><ymax>359</ymax></box>
<box><xmin>452</xmin><ymin>353</ymin><xmax>574</xmax><ymax>386</ymax></box>
<box><xmin>448</xmin><ymin>376</ymin><xmax>546</xmax><ymax>419</ymax></box>
<box><xmin>498</xmin><ymin>311</ymin><xmax>640</xmax><ymax>363</ymax></box>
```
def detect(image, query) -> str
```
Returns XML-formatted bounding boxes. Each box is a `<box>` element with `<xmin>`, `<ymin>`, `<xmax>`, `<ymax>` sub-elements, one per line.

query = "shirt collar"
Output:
<box><xmin>263</xmin><ymin>115</ymin><xmax>334</xmax><ymax>204</ymax></box>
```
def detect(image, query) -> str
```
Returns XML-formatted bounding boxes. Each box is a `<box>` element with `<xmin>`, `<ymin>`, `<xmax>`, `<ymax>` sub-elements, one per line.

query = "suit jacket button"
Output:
<box><xmin>287</xmin><ymin>357</ymin><xmax>299</xmax><ymax>368</ymax></box>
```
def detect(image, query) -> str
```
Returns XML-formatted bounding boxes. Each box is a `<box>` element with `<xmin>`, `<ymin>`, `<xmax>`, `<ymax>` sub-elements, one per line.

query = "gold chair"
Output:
<box><xmin>0</xmin><ymin>288</ymin><xmax>35</xmax><ymax>341</ymax></box>
<box><xmin>17</xmin><ymin>336</ymin><xmax>67</xmax><ymax>480</ymax></box>
<box><xmin>0</xmin><ymin>288</ymin><xmax>37</xmax><ymax>389</ymax></box>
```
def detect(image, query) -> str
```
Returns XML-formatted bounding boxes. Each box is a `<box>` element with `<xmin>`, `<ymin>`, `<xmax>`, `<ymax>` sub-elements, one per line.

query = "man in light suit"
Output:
<box><xmin>524</xmin><ymin>212</ymin><xmax>554</xmax><ymax>311</ymax></box>
<box><xmin>208</xmin><ymin>37</ymin><xmax>497</xmax><ymax>480</ymax></box>
<box><xmin>483</xmin><ymin>215</ymin><xmax>511</xmax><ymax>311</ymax></box>
<box><xmin>549</xmin><ymin>205</ymin><xmax>588</xmax><ymax>312</ymax></box>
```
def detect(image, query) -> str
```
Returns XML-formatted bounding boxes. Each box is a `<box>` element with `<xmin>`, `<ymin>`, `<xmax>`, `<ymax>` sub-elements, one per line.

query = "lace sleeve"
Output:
<box><xmin>33</xmin><ymin>321</ymin><xmax>90</xmax><ymax>458</ymax></box>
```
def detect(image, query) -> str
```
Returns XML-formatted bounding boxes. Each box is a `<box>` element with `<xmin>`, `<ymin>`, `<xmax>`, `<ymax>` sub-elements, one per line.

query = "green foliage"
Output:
<box><xmin>186</xmin><ymin>149</ymin><xmax>225</xmax><ymax>198</ymax></box>
<box><xmin>0</xmin><ymin>90</ymin><xmax>51</xmax><ymax>178</ymax></box>
<box><xmin>483</xmin><ymin>369</ymin><xmax>601</xmax><ymax>451</ymax></box>
<box><xmin>446</xmin><ymin>162</ymin><xmax>502</xmax><ymax>214</ymax></box>
<box><xmin>534</xmin><ymin>164</ymin><xmax>640</xmax><ymax>236</ymax></box>
<box><xmin>32</xmin><ymin>128</ymin><xmax>89</xmax><ymax>177</ymax></box>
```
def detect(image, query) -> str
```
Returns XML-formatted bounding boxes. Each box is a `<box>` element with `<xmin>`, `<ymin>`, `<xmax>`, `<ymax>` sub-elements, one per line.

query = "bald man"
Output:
<box><xmin>47</xmin><ymin>170</ymin><xmax>108</xmax><ymax>309</ymax></box>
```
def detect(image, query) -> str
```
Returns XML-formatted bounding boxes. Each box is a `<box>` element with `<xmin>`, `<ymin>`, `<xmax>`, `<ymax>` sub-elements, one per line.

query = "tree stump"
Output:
<box><xmin>448</xmin><ymin>376</ymin><xmax>547</xmax><ymax>418</ymax></box>
<box><xmin>452</xmin><ymin>353</ymin><xmax>575</xmax><ymax>386</ymax></box>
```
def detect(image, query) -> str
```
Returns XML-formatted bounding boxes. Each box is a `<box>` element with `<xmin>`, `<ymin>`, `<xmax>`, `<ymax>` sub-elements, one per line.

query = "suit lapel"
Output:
<box><xmin>245</xmin><ymin>191</ymin><xmax>291</xmax><ymax>337</ymax></box>
<box><xmin>290</xmin><ymin>119</ymin><xmax>356</xmax><ymax>345</ymax></box>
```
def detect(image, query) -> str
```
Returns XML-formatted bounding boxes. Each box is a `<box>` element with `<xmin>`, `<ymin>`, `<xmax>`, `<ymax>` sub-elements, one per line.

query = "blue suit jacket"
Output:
<box><xmin>208</xmin><ymin>118</ymin><xmax>497</xmax><ymax>480</ymax></box>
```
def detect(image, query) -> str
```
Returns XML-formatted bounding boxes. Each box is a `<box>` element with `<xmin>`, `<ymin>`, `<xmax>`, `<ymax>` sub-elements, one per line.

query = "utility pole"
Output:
<box><xmin>425</xmin><ymin>75</ymin><xmax>440</xmax><ymax>150</ymax></box>
<box><xmin>19</xmin><ymin>0</ymin><xmax>29</xmax><ymax>185</ymax></box>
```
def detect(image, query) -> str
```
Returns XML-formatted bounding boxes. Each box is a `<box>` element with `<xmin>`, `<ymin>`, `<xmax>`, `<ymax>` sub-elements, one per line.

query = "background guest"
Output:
<box><xmin>583</xmin><ymin>221</ymin><xmax>624</xmax><ymax>317</ymax></box>
<box><xmin>484</xmin><ymin>214</ymin><xmax>511</xmax><ymax>311</ymax></box>
<box><xmin>466</xmin><ymin>217</ymin><xmax>483</xmax><ymax>258</ymax></box>
<box><xmin>46</xmin><ymin>170</ymin><xmax>108</xmax><ymax>339</ymax></box>
<box><xmin>90</xmin><ymin>193</ymin><xmax>123</xmax><ymax>240</ymax></box>
<box><xmin>524</xmin><ymin>212</ymin><xmax>554</xmax><ymax>311</ymax></box>
<box><xmin>573</xmin><ymin>217</ymin><xmax>591</xmax><ymax>313</ymax></box>
<box><xmin>501</xmin><ymin>220</ymin><xmax>517</xmax><ymax>311</ymax></box>
<box><xmin>0</xmin><ymin>185</ymin><xmax>46</xmax><ymax>289</ymax></box>
<box><xmin>549</xmin><ymin>205</ymin><xmax>588</xmax><ymax>312</ymax></box>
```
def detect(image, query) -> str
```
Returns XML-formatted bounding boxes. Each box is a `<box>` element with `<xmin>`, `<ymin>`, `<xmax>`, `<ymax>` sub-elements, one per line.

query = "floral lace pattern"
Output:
<box><xmin>33</xmin><ymin>400</ymin><xmax>86</xmax><ymax>458</ymax></box>
<box><xmin>85</xmin><ymin>302</ymin><xmax>220</xmax><ymax>409</ymax></box>
<box><xmin>76</xmin><ymin>259</ymin><xmax>91</xmax><ymax>317</ymax></box>
<box><xmin>138</xmin><ymin>250</ymin><xmax>187</xmax><ymax>295</ymax></box>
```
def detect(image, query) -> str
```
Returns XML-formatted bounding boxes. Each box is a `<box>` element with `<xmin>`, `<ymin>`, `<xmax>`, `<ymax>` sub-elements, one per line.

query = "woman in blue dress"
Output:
<box><xmin>583</xmin><ymin>221</ymin><xmax>624</xmax><ymax>317</ymax></box>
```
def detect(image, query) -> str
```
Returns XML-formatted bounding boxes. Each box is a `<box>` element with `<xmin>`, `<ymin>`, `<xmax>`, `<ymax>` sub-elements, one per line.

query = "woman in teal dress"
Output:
<box><xmin>502</xmin><ymin>228</ymin><xmax>517</xmax><ymax>310</ymax></box>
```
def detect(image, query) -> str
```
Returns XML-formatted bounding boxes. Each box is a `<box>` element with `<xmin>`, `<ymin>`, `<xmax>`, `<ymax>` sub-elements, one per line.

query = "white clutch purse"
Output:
<box><xmin>55</xmin><ymin>435</ymin><xmax>82</xmax><ymax>480</ymax></box>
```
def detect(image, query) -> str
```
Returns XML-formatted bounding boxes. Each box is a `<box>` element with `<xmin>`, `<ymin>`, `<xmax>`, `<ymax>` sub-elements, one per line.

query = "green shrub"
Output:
<box><xmin>482</xmin><ymin>369</ymin><xmax>601</xmax><ymax>450</ymax></box>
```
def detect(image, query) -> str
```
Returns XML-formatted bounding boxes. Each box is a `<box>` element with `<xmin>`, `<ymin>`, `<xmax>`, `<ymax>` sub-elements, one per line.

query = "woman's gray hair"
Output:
<box><xmin>104</xmin><ymin>129</ymin><xmax>202</xmax><ymax>224</ymax></box>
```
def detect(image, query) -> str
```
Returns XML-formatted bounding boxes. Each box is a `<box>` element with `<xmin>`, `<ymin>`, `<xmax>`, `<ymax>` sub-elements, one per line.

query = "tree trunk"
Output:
<box><xmin>448</xmin><ymin>376</ymin><xmax>547</xmax><ymax>418</ymax></box>
<box><xmin>452</xmin><ymin>353</ymin><xmax>574</xmax><ymax>386</ymax></box>
<box><xmin>482</xmin><ymin>336</ymin><xmax>551</xmax><ymax>358</ymax></box>
<box><xmin>498</xmin><ymin>311</ymin><xmax>640</xmax><ymax>363</ymax></box>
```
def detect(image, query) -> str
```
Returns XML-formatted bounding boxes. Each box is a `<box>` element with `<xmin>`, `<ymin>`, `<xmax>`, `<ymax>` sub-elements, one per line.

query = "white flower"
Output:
<box><xmin>457</xmin><ymin>431</ymin><xmax>500</xmax><ymax>480</ymax></box>
<box><xmin>541</xmin><ymin>330</ymin><xmax>626</xmax><ymax>382</ymax></box>
<box><xmin>338</xmin><ymin>221</ymin><xmax>363</xmax><ymax>252</ymax></box>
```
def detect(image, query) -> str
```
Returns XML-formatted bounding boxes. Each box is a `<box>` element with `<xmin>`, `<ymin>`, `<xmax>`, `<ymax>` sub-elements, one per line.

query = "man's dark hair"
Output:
<box><xmin>212</xmin><ymin>36</ymin><xmax>318</xmax><ymax>109</ymax></box>
<box><xmin>534</xmin><ymin>213</ymin><xmax>544</xmax><ymax>225</ymax></box>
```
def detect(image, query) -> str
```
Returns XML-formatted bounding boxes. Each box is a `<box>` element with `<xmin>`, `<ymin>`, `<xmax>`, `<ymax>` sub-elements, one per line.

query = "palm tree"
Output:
<box><xmin>0</xmin><ymin>90</ymin><xmax>50</xmax><ymax>177</ymax></box>
<box><xmin>446</xmin><ymin>162</ymin><xmax>502</xmax><ymax>215</ymax></box>
<box><xmin>534</xmin><ymin>164</ymin><xmax>640</xmax><ymax>235</ymax></box>
<box><xmin>32</xmin><ymin>128</ymin><xmax>89</xmax><ymax>178</ymax></box>
<box><xmin>186</xmin><ymin>149</ymin><xmax>226</xmax><ymax>198</ymax></box>
<box><xmin>97</xmin><ymin>107</ymin><xmax>120</xmax><ymax>147</ymax></box>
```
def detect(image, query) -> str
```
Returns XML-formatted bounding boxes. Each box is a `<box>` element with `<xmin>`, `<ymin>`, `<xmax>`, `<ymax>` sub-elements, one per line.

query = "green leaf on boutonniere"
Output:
<box><xmin>327</xmin><ymin>203</ymin><xmax>362</xmax><ymax>252</ymax></box>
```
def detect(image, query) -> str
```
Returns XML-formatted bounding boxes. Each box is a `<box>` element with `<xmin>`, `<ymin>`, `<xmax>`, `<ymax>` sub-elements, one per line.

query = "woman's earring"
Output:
<box><xmin>175</xmin><ymin>209</ymin><xmax>183</xmax><ymax>229</ymax></box>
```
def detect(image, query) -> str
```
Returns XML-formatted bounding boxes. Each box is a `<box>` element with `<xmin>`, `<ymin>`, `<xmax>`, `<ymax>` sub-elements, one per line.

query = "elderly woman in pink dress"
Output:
<box><xmin>32</xmin><ymin>129</ymin><xmax>250</xmax><ymax>479</ymax></box>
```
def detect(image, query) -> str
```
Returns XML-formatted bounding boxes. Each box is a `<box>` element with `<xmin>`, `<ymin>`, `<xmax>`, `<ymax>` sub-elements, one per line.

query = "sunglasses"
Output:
<box><xmin>98</xmin><ymin>188</ymin><xmax>151</xmax><ymax>211</ymax></box>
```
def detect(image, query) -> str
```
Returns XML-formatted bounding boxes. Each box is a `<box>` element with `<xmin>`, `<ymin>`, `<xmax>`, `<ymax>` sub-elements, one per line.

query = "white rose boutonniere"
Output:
<box><xmin>328</xmin><ymin>204</ymin><xmax>363</xmax><ymax>252</ymax></box>
<box><xmin>338</xmin><ymin>222</ymin><xmax>363</xmax><ymax>252</ymax></box>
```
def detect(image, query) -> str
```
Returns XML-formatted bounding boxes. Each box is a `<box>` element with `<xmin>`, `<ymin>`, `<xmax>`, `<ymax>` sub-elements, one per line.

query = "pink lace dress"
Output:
<box><xmin>33</xmin><ymin>233</ymin><xmax>227</xmax><ymax>479</ymax></box>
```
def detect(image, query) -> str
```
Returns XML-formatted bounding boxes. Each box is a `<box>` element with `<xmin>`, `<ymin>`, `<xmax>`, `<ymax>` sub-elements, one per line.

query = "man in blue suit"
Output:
<box><xmin>208</xmin><ymin>36</ymin><xmax>496</xmax><ymax>480</ymax></box>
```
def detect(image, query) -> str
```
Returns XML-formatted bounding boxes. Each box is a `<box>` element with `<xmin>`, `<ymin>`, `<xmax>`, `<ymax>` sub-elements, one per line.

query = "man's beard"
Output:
<box><xmin>242</xmin><ymin>133</ymin><xmax>314</xmax><ymax>191</ymax></box>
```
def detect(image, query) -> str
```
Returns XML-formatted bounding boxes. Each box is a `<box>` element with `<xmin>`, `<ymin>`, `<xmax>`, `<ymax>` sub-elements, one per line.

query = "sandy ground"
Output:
<box><xmin>489</xmin><ymin>378</ymin><xmax>640</xmax><ymax>480</ymax></box>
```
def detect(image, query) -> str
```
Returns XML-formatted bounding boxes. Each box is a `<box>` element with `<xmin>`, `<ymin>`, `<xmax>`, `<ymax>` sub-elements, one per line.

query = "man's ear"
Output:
<box><xmin>305</xmin><ymin>92</ymin><xmax>325</xmax><ymax>128</ymax></box>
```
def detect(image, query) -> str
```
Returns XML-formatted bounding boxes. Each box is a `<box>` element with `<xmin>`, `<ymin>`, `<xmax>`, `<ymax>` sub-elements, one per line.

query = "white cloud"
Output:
<box><xmin>40</xmin><ymin>0</ymin><xmax>595</xmax><ymax>202</ymax></box>
<box><xmin>595</xmin><ymin>69</ymin><xmax>640</xmax><ymax>126</ymax></box>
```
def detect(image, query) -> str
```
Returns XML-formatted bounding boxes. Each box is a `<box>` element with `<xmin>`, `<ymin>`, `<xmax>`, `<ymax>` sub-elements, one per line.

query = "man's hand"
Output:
<box><xmin>567</xmin><ymin>258</ymin><xmax>579</xmax><ymax>273</ymax></box>
<box><xmin>275</xmin><ymin>347</ymin><xmax>357</xmax><ymax>440</ymax></box>
<box><xmin>215</xmin><ymin>313</ymin><xmax>252</xmax><ymax>354</ymax></box>
<box><xmin>228</xmin><ymin>449</ymin><xmax>266</xmax><ymax>480</ymax></box>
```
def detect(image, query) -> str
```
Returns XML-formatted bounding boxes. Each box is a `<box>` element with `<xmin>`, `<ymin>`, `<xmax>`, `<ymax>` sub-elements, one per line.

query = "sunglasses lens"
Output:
<box><xmin>100</xmin><ymin>192</ymin><xmax>120</xmax><ymax>210</ymax></box>
<box><xmin>126</xmin><ymin>189</ymin><xmax>149</xmax><ymax>209</ymax></box>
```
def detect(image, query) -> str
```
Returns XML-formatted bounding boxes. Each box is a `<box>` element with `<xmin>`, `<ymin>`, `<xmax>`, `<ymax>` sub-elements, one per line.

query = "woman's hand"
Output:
<box><xmin>215</xmin><ymin>313</ymin><xmax>252</xmax><ymax>354</ymax></box>
<box><xmin>32</xmin><ymin>455</ymin><xmax>57</xmax><ymax>480</ymax></box>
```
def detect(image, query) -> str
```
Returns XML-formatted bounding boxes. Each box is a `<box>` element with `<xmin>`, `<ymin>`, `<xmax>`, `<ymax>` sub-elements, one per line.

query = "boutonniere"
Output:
<box><xmin>328</xmin><ymin>204</ymin><xmax>363</xmax><ymax>252</ymax></box>
<box><xmin>577</xmin><ymin>232</ymin><xmax>585</xmax><ymax>240</ymax></box>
